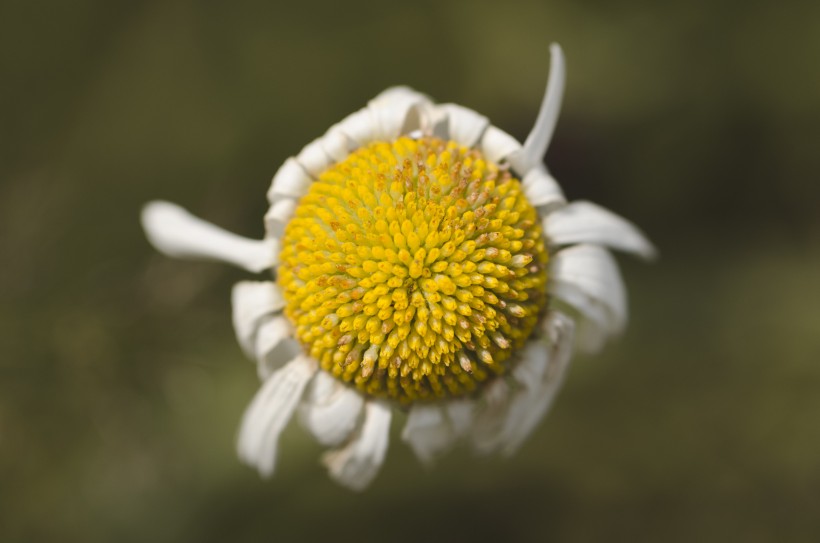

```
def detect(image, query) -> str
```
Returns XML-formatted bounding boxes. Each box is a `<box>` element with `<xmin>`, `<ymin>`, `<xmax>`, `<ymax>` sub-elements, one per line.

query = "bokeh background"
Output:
<box><xmin>2</xmin><ymin>0</ymin><xmax>819</xmax><ymax>541</ymax></box>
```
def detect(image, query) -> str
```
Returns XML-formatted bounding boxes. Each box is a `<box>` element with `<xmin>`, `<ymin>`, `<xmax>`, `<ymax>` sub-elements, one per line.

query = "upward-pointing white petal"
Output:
<box><xmin>509</xmin><ymin>43</ymin><xmax>566</xmax><ymax>174</ymax></box>
<box><xmin>323</xmin><ymin>400</ymin><xmax>391</xmax><ymax>491</ymax></box>
<box><xmin>236</xmin><ymin>355</ymin><xmax>317</xmax><ymax>478</ymax></box>
<box><xmin>141</xmin><ymin>201</ymin><xmax>276</xmax><ymax>273</ymax></box>
<box><xmin>545</xmin><ymin>201</ymin><xmax>657</xmax><ymax>260</ymax></box>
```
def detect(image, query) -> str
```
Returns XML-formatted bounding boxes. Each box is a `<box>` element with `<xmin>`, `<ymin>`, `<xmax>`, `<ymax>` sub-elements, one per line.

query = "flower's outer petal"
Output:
<box><xmin>321</xmin><ymin>124</ymin><xmax>356</xmax><ymax>162</ymax></box>
<box><xmin>401</xmin><ymin>404</ymin><xmax>456</xmax><ymax>465</ymax></box>
<box><xmin>299</xmin><ymin>371</ymin><xmax>365</xmax><ymax>447</ymax></box>
<box><xmin>254</xmin><ymin>315</ymin><xmax>301</xmax><ymax>380</ymax></box>
<box><xmin>545</xmin><ymin>201</ymin><xmax>657</xmax><ymax>260</ymax></box>
<box><xmin>264</xmin><ymin>197</ymin><xmax>297</xmax><ymax>239</ymax></box>
<box><xmin>445</xmin><ymin>399</ymin><xmax>474</xmax><ymax>437</ymax></box>
<box><xmin>436</xmin><ymin>103</ymin><xmax>489</xmax><ymax>148</ymax></box>
<box><xmin>231</xmin><ymin>281</ymin><xmax>285</xmax><ymax>359</ymax></box>
<box><xmin>267</xmin><ymin>158</ymin><xmax>312</xmax><ymax>203</ymax></box>
<box><xmin>521</xmin><ymin>165</ymin><xmax>565</xmax><ymax>208</ymax></box>
<box><xmin>509</xmin><ymin>43</ymin><xmax>566</xmax><ymax>174</ymax></box>
<box><xmin>479</xmin><ymin>125</ymin><xmax>522</xmax><ymax>166</ymax></box>
<box><xmin>336</xmin><ymin>108</ymin><xmax>375</xmax><ymax>146</ymax></box>
<box><xmin>237</xmin><ymin>355</ymin><xmax>317</xmax><ymax>478</ymax></box>
<box><xmin>550</xmin><ymin>244</ymin><xmax>627</xmax><ymax>352</ymax></box>
<box><xmin>323</xmin><ymin>400</ymin><xmax>392</xmax><ymax>491</ymax></box>
<box><xmin>500</xmin><ymin>312</ymin><xmax>575</xmax><ymax>456</ymax></box>
<box><xmin>141</xmin><ymin>201</ymin><xmax>276</xmax><ymax>273</ymax></box>
<box><xmin>470</xmin><ymin>378</ymin><xmax>511</xmax><ymax>454</ymax></box>
<box><xmin>296</xmin><ymin>138</ymin><xmax>334</xmax><ymax>178</ymax></box>
<box><xmin>367</xmin><ymin>86</ymin><xmax>434</xmax><ymax>140</ymax></box>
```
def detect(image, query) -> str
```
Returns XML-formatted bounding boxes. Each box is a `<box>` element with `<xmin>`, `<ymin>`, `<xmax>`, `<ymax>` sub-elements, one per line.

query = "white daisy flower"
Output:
<box><xmin>141</xmin><ymin>44</ymin><xmax>654</xmax><ymax>491</ymax></box>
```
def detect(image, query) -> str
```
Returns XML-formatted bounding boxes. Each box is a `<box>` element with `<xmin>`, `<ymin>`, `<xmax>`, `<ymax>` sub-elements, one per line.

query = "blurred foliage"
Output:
<box><xmin>1</xmin><ymin>0</ymin><xmax>819</xmax><ymax>541</ymax></box>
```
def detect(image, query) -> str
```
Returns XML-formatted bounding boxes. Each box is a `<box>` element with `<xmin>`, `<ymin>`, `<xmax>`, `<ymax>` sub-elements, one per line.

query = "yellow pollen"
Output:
<box><xmin>278</xmin><ymin>137</ymin><xmax>548</xmax><ymax>404</ymax></box>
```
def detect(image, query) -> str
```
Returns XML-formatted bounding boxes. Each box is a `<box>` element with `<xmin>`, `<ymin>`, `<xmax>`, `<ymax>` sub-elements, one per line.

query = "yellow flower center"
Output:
<box><xmin>278</xmin><ymin>137</ymin><xmax>548</xmax><ymax>403</ymax></box>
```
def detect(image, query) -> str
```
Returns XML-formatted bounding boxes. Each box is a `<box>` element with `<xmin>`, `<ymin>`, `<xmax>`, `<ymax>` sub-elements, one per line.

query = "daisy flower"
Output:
<box><xmin>141</xmin><ymin>44</ymin><xmax>654</xmax><ymax>491</ymax></box>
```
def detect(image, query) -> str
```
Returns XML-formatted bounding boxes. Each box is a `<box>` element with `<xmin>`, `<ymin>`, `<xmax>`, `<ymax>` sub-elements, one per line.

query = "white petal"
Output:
<box><xmin>236</xmin><ymin>355</ymin><xmax>317</xmax><ymax>477</ymax></box>
<box><xmin>545</xmin><ymin>201</ymin><xmax>657</xmax><ymax>260</ymax></box>
<box><xmin>336</xmin><ymin>108</ymin><xmax>375</xmax><ymax>146</ymax></box>
<box><xmin>500</xmin><ymin>313</ymin><xmax>575</xmax><ymax>455</ymax></box>
<box><xmin>231</xmin><ymin>281</ymin><xmax>285</xmax><ymax>358</ymax></box>
<box><xmin>470</xmin><ymin>379</ymin><xmax>511</xmax><ymax>454</ymax></box>
<box><xmin>401</xmin><ymin>404</ymin><xmax>455</xmax><ymax>465</ymax></box>
<box><xmin>367</xmin><ymin>86</ymin><xmax>433</xmax><ymax>140</ymax></box>
<box><xmin>299</xmin><ymin>371</ymin><xmax>364</xmax><ymax>447</ymax></box>
<box><xmin>437</xmin><ymin>103</ymin><xmax>489</xmax><ymax>148</ymax></box>
<box><xmin>479</xmin><ymin>125</ymin><xmax>522</xmax><ymax>165</ymax></box>
<box><xmin>296</xmin><ymin>138</ymin><xmax>334</xmax><ymax>178</ymax></box>
<box><xmin>267</xmin><ymin>158</ymin><xmax>312</xmax><ymax>203</ymax></box>
<box><xmin>550</xmin><ymin>244</ymin><xmax>627</xmax><ymax>351</ymax></box>
<box><xmin>445</xmin><ymin>399</ymin><xmax>474</xmax><ymax>437</ymax></box>
<box><xmin>322</xmin><ymin>400</ymin><xmax>392</xmax><ymax>491</ymax></box>
<box><xmin>263</xmin><ymin>198</ymin><xmax>297</xmax><ymax>239</ymax></box>
<box><xmin>321</xmin><ymin>124</ymin><xmax>355</xmax><ymax>162</ymax></box>
<box><xmin>254</xmin><ymin>315</ymin><xmax>301</xmax><ymax>380</ymax></box>
<box><xmin>509</xmin><ymin>43</ymin><xmax>566</xmax><ymax>174</ymax></box>
<box><xmin>521</xmin><ymin>165</ymin><xmax>565</xmax><ymax>208</ymax></box>
<box><xmin>141</xmin><ymin>201</ymin><xmax>276</xmax><ymax>273</ymax></box>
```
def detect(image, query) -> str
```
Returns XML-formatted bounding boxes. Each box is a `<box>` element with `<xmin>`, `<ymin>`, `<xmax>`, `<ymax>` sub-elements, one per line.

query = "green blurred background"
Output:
<box><xmin>2</xmin><ymin>0</ymin><xmax>819</xmax><ymax>541</ymax></box>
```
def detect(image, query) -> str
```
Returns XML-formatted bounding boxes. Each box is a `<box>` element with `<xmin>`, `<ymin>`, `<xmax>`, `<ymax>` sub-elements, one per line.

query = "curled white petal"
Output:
<box><xmin>231</xmin><ymin>281</ymin><xmax>285</xmax><ymax>358</ymax></box>
<box><xmin>401</xmin><ymin>404</ymin><xmax>455</xmax><ymax>465</ymax></box>
<box><xmin>545</xmin><ymin>201</ymin><xmax>657</xmax><ymax>260</ymax></box>
<box><xmin>267</xmin><ymin>158</ymin><xmax>312</xmax><ymax>203</ymax></box>
<box><xmin>264</xmin><ymin>198</ymin><xmax>297</xmax><ymax>239</ymax></box>
<box><xmin>299</xmin><ymin>371</ymin><xmax>364</xmax><ymax>447</ymax></box>
<box><xmin>254</xmin><ymin>315</ymin><xmax>301</xmax><ymax>380</ymax></box>
<box><xmin>509</xmin><ymin>43</ymin><xmax>566</xmax><ymax>174</ymax></box>
<box><xmin>296</xmin><ymin>138</ymin><xmax>334</xmax><ymax>178</ymax></box>
<box><xmin>336</xmin><ymin>108</ymin><xmax>374</xmax><ymax>146</ymax></box>
<box><xmin>321</xmin><ymin>124</ymin><xmax>355</xmax><ymax>162</ymax></box>
<box><xmin>237</xmin><ymin>355</ymin><xmax>317</xmax><ymax>477</ymax></box>
<box><xmin>479</xmin><ymin>125</ymin><xmax>522</xmax><ymax>165</ymax></box>
<box><xmin>368</xmin><ymin>86</ymin><xmax>433</xmax><ymax>140</ymax></box>
<box><xmin>141</xmin><ymin>201</ymin><xmax>276</xmax><ymax>273</ymax></box>
<box><xmin>445</xmin><ymin>399</ymin><xmax>474</xmax><ymax>437</ymax></box>
<box><xmin>521</xmin><ymin>166</ymin><xmax>565</xmax><ymax>208</ymax></box>
<box><xmin>437</xmin><ymin>103</ymin><xmax>489</xmax><ymax>148</ymax></box>
<box><xmin>323</xmin><ymin>400</ymin><xmax>391</xmax><ymax>491</ymax></box>
<box><xmin>550</xmin><ymin>244</ymin><xmax>627</xmax><ymax>352</ymax></box>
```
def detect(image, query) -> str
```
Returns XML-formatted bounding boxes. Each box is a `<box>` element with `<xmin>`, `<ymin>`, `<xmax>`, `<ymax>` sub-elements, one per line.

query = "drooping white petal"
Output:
<box><xmin>267</xmin><ymin>158</ymin><xmax>312</xmax><ymax>203</ymax></box>
<box><xmin>322</xmin><ymin>400</ymin><xmax>392</xmax><ymax>491</ymax></box>
<box><xmin>471</xmin><ymin>378</ymin><xmax>511</xmax><ymax>454</ymax></box>
<box><xmin>500</xmin><ymin>313</ymin><xmax>575</xmax><ymax>456</ymax></box>
<box><xmin>509</xmin><ymin>43</ymin><xmax>566</xmax><ymax>174</ymax></box>
<box><xmin>401</xmin><ymin>404</ymin><xmax>456</xmax><ymax>465</ymax></box>
<box><xmin>437</xmin><ymin>103</ymin><xmax>489</xmax><ymax>148</ymax></box>
<box><xmin>141</xmin><ymin>201</ymin><xmax>276</xmax><ymax>273</ymax></box>
<box><xmin>231</xmin><ymin>281</ymin><xmax>285</xmax><ymax>358</ymax></box>
<box><xmin>263</xmin><ymin>198</ymin><xmax>297</xmax><ymax>239</ymax></box>
<box><xmin>299</xmin><ymin>371</ymin><xmax>364</xmax><ymax>447</ymax></box>
<box><xmin>521</xmin><ymin>165</ymin><xmax>565</xmax><ymax>208</ymax></box>
<box><xmin>237</xmin><ymin>355</ymin><xmax>317</xmax><ymax>477</ymax></box>
<box><xmin>445</xmin><ymin>399</ymin><xmax>474</xmax><ymax>437</ymax></box>
<box><xmin>545</xmin><ymin>201</ymin><xmax>657</xmax><ymax>260</ymax></box>
<box><xmin>479</xmin><ymin>125</ymin><xmax>522</xmax><ymax>165</ymax></box>
<box><xmin>550</xmin><ymin>244</ymin><xmax>627</xmax><ymax>352</ymax></box>
<box><xmin>254</xmin><ymin>315</ymin><xmax>301</xmax><ymax>380</ymax></box>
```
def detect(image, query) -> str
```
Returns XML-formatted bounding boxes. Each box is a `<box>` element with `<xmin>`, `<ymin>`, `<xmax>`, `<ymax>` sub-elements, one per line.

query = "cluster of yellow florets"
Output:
<box><xmin>278</xmin><ymin>137</ymin><xmax>548</xmax><ymax>403</ymax></box>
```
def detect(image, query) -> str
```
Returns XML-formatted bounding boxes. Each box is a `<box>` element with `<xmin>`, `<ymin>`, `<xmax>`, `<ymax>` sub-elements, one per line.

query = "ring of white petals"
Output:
<box><xmin>141</xmin><ymin>44</ymin><xmax>655</xmax><ymax>491</ymax></box>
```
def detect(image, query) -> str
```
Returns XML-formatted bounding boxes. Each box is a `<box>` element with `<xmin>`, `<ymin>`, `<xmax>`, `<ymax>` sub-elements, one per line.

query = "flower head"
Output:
<box><xmin>141</xmin><ymin>44</ymin><xmax>654</xmax><ymax>491</ymax></box>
